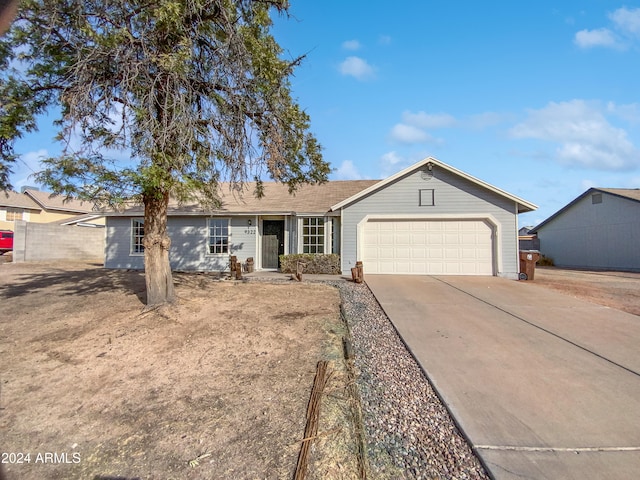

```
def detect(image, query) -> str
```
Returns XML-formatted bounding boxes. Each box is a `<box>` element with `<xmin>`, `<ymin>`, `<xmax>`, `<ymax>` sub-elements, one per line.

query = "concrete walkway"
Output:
<box><xmin>366</xmin><ymin>275</ymin><xmax>640</xmax><ymax>480</ymax></box>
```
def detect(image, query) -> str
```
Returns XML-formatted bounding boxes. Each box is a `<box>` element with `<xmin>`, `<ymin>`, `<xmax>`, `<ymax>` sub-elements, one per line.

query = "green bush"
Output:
<box><xmin>279</xmin><ymin>254</ymin><xmax>341</xmax><ymax>275</ymax></box>
<box><xmin>538</xmin><ymin>254</ymin><xmax>554</xmax><ymax>266</ymax></box>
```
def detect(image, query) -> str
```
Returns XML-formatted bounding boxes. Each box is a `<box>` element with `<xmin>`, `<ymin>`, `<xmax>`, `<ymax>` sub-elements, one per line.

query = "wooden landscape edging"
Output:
<box><xmin>294</xmin><ymin>360</ymin><xmax>331</xmax><ymax>480</ymax></box>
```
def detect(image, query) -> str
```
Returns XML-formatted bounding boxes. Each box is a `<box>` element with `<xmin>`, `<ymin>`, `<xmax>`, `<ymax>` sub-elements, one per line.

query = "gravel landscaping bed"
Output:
<box><xmin>335</xmin><ymin>280</ymin><xmax>490</xmax><ymax>480</ymax></box>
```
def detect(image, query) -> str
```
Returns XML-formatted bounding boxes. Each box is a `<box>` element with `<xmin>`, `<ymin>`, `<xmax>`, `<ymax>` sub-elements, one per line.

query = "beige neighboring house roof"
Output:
<box><xmin>598</xmin><ymin>188</ymin><xmax>640</xmax><ymax>202</ymax></box>
<box><xmin>23</xmin><ymin>189</ymin><xmax>95</xmax><ymax>214</ymax></box>
<box><xmin>107</xmin><ymin>180</ymin><xmax>381</xmax><ymax>216</ymax></box>
<box><xmin>0</xmin><ymin>190</ymin><xmax>41</xmax><ymax>210</ymax></box>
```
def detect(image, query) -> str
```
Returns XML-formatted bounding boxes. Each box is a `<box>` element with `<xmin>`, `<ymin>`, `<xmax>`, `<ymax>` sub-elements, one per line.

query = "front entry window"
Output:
<box><xmin>302</xmin><ymin>217</ymin><xmax>324</xmax><ymax>253</ymax></box>
<box><xmin>208</xmin><ymin>218</ymin><xmax>229</xmax><ymax>254</ymax></box>
<box><xmin>131</xmin><ymin>218</ymin><xmax>145</xmax><ymax>254</ymax></box>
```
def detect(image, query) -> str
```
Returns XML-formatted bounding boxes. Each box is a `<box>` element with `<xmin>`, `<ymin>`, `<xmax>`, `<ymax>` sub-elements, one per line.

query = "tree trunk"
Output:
<box><xmin>143</xmin><ymin>190</ymin><xmax>175</xmax><ymax>305</ymax></box>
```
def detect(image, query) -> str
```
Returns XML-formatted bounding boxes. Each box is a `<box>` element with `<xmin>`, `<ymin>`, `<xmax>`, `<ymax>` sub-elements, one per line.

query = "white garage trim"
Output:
<box><xmin>356</xmin><ymin>214</ymin><xmax>503</xmax><ymax>275</ymax></box>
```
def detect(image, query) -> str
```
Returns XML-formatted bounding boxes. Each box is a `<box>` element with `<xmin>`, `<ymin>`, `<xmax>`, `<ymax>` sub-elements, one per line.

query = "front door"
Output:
<box><xmin>262</xmin><ymin>220</ymin><xmax>285</xmax><ymax>269</ymax></box>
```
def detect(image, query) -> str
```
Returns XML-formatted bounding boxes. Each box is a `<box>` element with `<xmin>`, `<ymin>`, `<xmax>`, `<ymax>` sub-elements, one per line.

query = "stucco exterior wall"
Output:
<box><xmin>340</xmin><ymin>166</ymin><xmax>520</xmax><ymax>278</ymax></box>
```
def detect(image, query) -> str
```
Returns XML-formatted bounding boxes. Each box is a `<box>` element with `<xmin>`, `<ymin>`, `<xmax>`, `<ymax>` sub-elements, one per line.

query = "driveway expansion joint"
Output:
<box><xmin>476</xmin><ymin>445</ymin><xmax>640</xmax><ymax>452</ymax></box>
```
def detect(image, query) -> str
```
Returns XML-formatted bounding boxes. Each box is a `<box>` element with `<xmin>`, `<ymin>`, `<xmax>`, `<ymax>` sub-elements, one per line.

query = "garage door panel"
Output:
<box><xmin>380</xmin><ymin>234</ymin><xmax>394</xmax><ymax>245</ymax></box>
<box><xmin>411</xmin><ymin>233</ymin><xmax>426</xmax><ymax>244</ymax></box>
<box><xmin>427</xmin><ymin>233</ymin><xmax>444</xmax><ymax>244</ymax></box>
<box><xmin>396</xmin><ymin>232</ymin><xmax>411</xmax><ymax>245</ymax></box>
<box><xmin>363</xmin><ymin>219</ymin><xmax>494</xmax><ymax>276</ymax></box>
<box><xmin>429</xmin><ymin>248</ymin><xmax>444</xmax><ymax>259</ymax></box>
<box><xmin>461</xmin><ymin>247</ymin><xmax>477</xmax><ymax>259</ymax></box>
<box><xmin>461</xmin><ymin>233</ymin><xmax>477</xmax><ymax>244</ymax></box>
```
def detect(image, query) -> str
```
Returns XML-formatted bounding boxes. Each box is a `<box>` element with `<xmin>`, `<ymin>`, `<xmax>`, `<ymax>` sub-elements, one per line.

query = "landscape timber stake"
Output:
<box><xmin>294</xmin><ymin>360</ymin><xmax>330</xmax><ymax>480</ymax></box>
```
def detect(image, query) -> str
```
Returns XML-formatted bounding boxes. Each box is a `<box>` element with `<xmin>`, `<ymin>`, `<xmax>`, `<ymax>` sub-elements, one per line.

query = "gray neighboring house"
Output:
<box><xmin>531</xmin><ymin>187</ymin><xmax>640</xmax><ymax>272</ymax></box>
<box><xmin>104</xmin><ymin>157</ymin><xmax>537</xmax><ymax>278</ymax></box>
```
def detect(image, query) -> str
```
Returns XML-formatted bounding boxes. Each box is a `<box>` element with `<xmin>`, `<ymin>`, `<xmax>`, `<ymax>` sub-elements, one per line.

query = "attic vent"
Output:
<box><xmin>592</xmin><ymin>193</ymin><xmax>603</xmax><ymax>205</ymax></box>
<box><xmin>420</xmin><ymin>169</ymin><xmax>433</xmax><ymax>181</ymax></box>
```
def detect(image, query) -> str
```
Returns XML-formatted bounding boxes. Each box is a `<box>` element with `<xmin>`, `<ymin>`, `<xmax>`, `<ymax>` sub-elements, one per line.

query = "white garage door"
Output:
<box><xmin>362</xmin><ymin>219</ymin><xmax>494</xmax><ymax>275</ymax></box>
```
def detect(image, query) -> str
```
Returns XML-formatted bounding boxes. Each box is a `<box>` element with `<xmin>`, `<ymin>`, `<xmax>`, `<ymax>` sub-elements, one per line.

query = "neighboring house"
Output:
<box><xmin>0</xmin><ymin>190</ymin><xmax>41</xmax><ymax>230</ymax></box>
<box><xmin>531</xmin><ymin>188</ymin><xmax>640</xmax><ymax>272</ymax></box>
<box><xmin>22</xmin><ymin>188</ymin><xmax>102</xmax><ymax>225</ymax></box>
<box><xmin>105</xmin><ymin>157</ymin><xmax>537</xmax><ymax>278</ymax></box>
<box><xmin>0</xmin><ymin>188</ymin><xmax>100</xmax><ymax>230</ymax></box>
<box><xmin>518</xmin><ymin>225</ymin><xmax>540</xmax><ymax>251</ymax></box>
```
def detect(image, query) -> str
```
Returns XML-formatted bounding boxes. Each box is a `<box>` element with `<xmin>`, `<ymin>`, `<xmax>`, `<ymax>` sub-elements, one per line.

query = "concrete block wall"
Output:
<box><xmin>13</xmin><ymin>220</ymin><xmax>105</xmax><ymax>262</ymax></box>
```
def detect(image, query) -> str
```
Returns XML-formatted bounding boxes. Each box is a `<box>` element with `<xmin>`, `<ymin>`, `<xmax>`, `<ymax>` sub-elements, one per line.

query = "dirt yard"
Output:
<box><xmin>534</xmin><ymin>267</ymin><xmax>640</xmax><ymax>316</ymax></box>
<box><xmin>0</xmin><ymin>262</ymin><xmax>359</xmax><ymax>480</ymax></box>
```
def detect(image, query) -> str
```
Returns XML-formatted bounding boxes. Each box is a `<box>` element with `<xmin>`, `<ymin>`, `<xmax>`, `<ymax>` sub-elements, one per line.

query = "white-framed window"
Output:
<box><xmin>302</xmin><ymin>217</ymin><xmax>324</xmax><ymax>254</ymax></box>
<box><xmin>6</xmin><ymin>208</ymin><xmax>23</xmax><ymax>221</ymax></box>
<box><xmin>208</xmin><ymin>218</ymin><xmax>229</xmax><ymax>254</ymax></box>
<box><xmin>131</xmin><ymin>218</ymin><xmax>145</xmax><ymax>254</ymax></box>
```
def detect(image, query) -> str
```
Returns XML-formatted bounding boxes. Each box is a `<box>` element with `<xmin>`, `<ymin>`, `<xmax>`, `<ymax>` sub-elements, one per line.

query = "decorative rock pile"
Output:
<box><xmin>336</xmin><ymin>281</ymin><xmax>489</xmax><ymax>480</ymax></box>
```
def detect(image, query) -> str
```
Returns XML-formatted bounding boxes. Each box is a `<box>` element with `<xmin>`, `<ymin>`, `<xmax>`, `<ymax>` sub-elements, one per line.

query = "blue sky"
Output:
<box><xmin>10</xmin><ymin>1</ymin><xmax>640</xmax><ymax>227</ymax></box>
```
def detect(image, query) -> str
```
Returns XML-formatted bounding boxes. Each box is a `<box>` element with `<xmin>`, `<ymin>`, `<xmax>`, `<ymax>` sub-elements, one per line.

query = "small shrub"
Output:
<box><xmin>279</xmin><ymin>254</ymin><xmax>340</xmax><ymax>275</ymax></box>
<box><xmin>538</xmin><ymin>254</ymin><xmax>554</xmax><ymax>266</ymax></box>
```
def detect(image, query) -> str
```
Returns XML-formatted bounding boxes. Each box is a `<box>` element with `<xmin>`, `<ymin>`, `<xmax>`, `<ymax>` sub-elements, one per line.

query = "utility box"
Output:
<box><xmin>519</xmin><ymin>250</ymin><xmax>540</xmax><ymax>280</ymax></box>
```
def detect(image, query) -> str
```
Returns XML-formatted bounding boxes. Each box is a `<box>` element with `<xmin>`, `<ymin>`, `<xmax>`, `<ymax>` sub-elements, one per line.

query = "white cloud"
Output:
<box><xmin>574</xmin><ymin>28</ymin><xmax>619</xmax><ymax>48</ymax></box>
<box><xmin>606</xmin><ymin>102</ymin><xmax>640</xmax><ymax>123</ymax></box>
<box><xmin>402</xmin><ymin>111</ymin><xmax>456</xmax><ymax>129</ymax></box>
<box><xmin>387</xmin><ymin>110</ymin><xmax>456</xmax><ymax>145</ymax></box>
<box><xmin>389</xmin><ymin>124</ymin><xmax>434</xmax><ymax>144</ymax></box>
<box><xmin>338</xmin><ymin>56</ymin><xmax>375</xmax><ymax>80</ymax></box>
<box><xmin>378</xmin><ymin>35</ymin><xmax>392</xmax><ymax>45</ymax></box>
<box><xmin>333</xmin><ymin>160</ymin><xmax>363</xmax><ymax>180</ymax></box>
<box><xmin>509</xmin><ymin>100</ymin><xmax>640</xmax><ymax>170</ymax></box>
<box><xmin>380</xmin><ymin>151</ymin><xmax>403</xmax><ymax>166</ymax></box>
<box><xmin>574</xmin><ymin>7</ymin><xmax>640</xmax><ymax>49</ymax></box>
<box><xmin>378</xmin><ymin>151</ymin><xmax>428</xmax><ymax>177</ymax></box>
<box><xmin>342</xmin><ymin>40</ymin><xmax>361</xmax><ymax>51</ymax></box>
<box><xmin>609</xmin><ymin>7</ymin><xmax>640</xmax><ymax>35</ymax></box>
<box><xmin>379</xmin><ymin>151</ymin><xmax>407</xmax><ymax>177</ymax></box>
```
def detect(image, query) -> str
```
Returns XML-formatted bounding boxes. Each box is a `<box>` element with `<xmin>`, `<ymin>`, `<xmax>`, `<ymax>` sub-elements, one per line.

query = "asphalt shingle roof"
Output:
<box><xmin>24</xmin><ymin>189</ymin><xmax>95</xmax><ymax>213</ymax></box>
<box><xmin>0</xmin><ymin>191</ymin><xmax>41</xmax><ymax>210</ymax></box>
<box><xmin>598</xmin><ymin>188</ymin><xmax>640</xmax><ymax>202</ymax></box>
<box><xmin>112</xmin><ymin>180</ymin><xmax>381</xmax><ymax>216</ymax></box>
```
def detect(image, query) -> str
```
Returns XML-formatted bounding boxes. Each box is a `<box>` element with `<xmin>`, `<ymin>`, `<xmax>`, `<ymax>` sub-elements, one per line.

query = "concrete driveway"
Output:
<box><xmin>366</xmin><ymin>275</ymin><xmax>640</xmax><ymax>480</ymax></box>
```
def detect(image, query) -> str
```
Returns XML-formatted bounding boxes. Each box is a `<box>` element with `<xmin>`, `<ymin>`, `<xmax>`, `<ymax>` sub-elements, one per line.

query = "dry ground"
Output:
<box><xmin>0</xmin><ymin>262</ymin><xmax>359</xmax><ymax>480</ymax></box>
<box><xmin>534</xmin><ymin>267</ymin><xmax>640</xmax><ymax>316</ymax></box>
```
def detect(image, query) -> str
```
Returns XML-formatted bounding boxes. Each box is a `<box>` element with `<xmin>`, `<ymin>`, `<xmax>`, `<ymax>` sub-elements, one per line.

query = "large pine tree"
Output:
<box><xmin>0</xmin><ymin>0</ymin><xmax>329</xmax><ymax>304</ymax></box>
